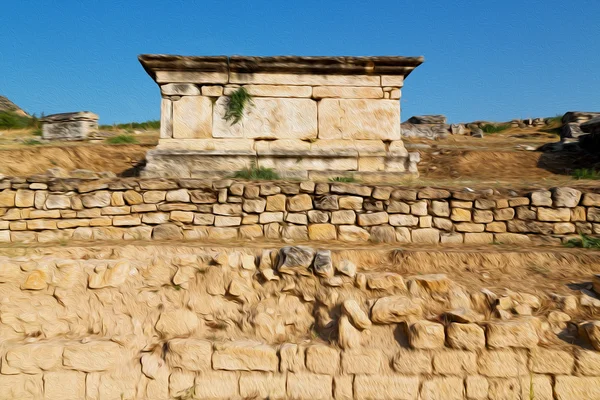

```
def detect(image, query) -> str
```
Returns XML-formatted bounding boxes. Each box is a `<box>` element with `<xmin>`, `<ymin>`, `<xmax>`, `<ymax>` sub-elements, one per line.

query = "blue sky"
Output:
<box><xmin>1</xmin><ymin>0</ymin><xmax>599</xmax><ymax>124</ymax></box>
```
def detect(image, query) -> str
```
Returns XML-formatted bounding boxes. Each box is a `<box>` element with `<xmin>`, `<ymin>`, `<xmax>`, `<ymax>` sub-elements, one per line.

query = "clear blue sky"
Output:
<box><xmin>2</xmin><ymin>0</ymin><xmax>599</xmax><ymax>124</ymax></box>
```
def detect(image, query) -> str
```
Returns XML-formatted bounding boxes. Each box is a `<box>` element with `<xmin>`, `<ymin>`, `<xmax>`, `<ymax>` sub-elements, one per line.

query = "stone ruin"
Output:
<box><xmin>138</xmin><ymin>55</ymin><xmax>423</xmax><ymax>180</ymax></box>
<box><xmin>40</xmin><ymin>111</ymin><xmax>99</xmax><ymax>141</ymax></box>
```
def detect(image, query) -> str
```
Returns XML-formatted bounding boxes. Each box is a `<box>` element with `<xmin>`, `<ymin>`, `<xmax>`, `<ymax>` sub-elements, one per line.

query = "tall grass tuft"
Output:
<box><xmin>564</xmin><ymin>234</ymin><xmax>600</xmax><ymax>249</ymax></box>
<box><xmin>329</xmin><ymin>176</ymin><xmax>357</xmax><ymax>183</ymax></box>
<box><xmin>106</xmin><ymin>134</ymin><xmax>138</xmax><ymax>144</ymax></box>
<box><xmin>224</xmin><ymin>87</ymin><xmax>253</xmax><ymax>125</ymax></box>
<box><xmin>573</xmin><ymin>168</ymin><xmax>600</xmax><ymax>180</ymax></box>
<box><xmin>232</xmin><ymin>163</ymin><xmax>279</xmax><ymax>180</ymax></box>
<box><xmin>481</xmin><ymin>124</ymin><xmax>510</xmax><ymax>134</ymax></box>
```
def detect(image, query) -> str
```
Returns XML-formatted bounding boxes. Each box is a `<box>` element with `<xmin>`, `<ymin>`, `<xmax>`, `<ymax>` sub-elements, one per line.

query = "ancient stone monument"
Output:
<box><xmin>40</xmin><ymin>111</ymin><xmax>99</xmax><ymax>141</ymax></box>
<box><xmin>139</xmin><ymin>55</ymin><xmax>424</xmax><ymax>180</ymax></box>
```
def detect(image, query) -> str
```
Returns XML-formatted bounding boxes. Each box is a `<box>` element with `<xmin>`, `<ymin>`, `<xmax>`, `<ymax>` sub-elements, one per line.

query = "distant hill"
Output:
<box><xmin>0</xmin><ymin>95</ymin><xmax>29</xmax><ymax>117</ymax></box>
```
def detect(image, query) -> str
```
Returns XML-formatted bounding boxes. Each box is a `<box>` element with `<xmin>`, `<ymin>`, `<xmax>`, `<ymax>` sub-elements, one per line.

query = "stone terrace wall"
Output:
<box><xmin>0</xmin><ymin>245</ymin><xmax>600</xmax><ymax>399</ymax></box>
<box><xmin>0</xmin><ymin>177</ymin><xmax>599</xmax><ymax>245</ymax></box>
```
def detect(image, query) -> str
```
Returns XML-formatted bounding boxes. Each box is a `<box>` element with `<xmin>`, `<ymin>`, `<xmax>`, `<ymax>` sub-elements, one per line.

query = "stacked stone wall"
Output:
<box><xmin>0</xmin><ymin>177</ymin><xmax>598</xmax><ymax>245</ymax></box>
<box><xmin>0</xmin><ymin>245</ymin><xmax>599</xmax><ymax>399</ymax></box>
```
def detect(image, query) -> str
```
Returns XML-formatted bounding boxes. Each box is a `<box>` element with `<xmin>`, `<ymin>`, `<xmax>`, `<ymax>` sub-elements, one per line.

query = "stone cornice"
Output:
<box><xmin>138</xmin><ymin>54</ymin><xmax>424</xmax><ymax>82</ymax></box>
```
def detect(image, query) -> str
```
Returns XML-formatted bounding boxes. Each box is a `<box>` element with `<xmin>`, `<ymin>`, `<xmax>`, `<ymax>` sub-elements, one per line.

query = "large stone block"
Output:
<box><xmin>306</xmin><ymin>345</ymin><xmax>340</xmax><ymax>374</ymax></box>
<box><xmin>193</xmin><ymin>371</ymin><xmax>239</xmax><ymax>399</ymax></box>
<box><xmin>213</xmin><ymin>97</ymin><xmax>317</xmax><ymax>139</ymax></box>
<box><xmin>166</xmin><ymin>339</ymin><xmax>212</xmax><ymax>371</ymax></box>
<box><xmin>3</xmin><ymin>344</ymin><xmax>62</xmax><ymax>374</ymax></box>
<box><xmin>318</xmin><ymin>99</ymin><xmax>401</xmax><ymax>140</ymax></box>
<box><xmin>212</xmin><ymin>341</ymin><xmax>278</xmax><ymax>371</ymax></box>
<box><xmin>172</xmin><ymin>95</ymin><xmax>213</xmax><ymax>138</ymax></box>
<box><xmin>63</xmin><ymin>342</ymin><xmax>124</xmax><ymax>372</ymax></box>
<box><xmin>555</xmin><ymin>376</ymin><xmax>600</xmax><ymax>400</ymax></box>
<box><xmin>239</xmin><ymin>372</ymin><xmax>286</xmax><ymax>399</ymax></box>
<box><xmin>43</xmin><ymin>371</ymin><xmax>85</xmax><ymax>400</ymax></box>
<box><xmin>420</xmin><ymin>377</ymin><xmax>464</xmax><ymax>400</ymax></box>
<box><xmin>286</xmin><ymin>373</ymin><xmax>332</xmax><ymax>400</ymax></box>
<box><xmin>354</xmin><ymin>375</ymin><xmax>419</xmax><ymax>400</ymax></box>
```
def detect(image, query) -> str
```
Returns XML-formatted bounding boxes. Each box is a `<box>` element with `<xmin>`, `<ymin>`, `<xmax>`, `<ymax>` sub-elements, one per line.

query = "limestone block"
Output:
<box><xmin>63</xmin><ymin>342</ymin><xmax>124</xmax><ymax>372</ymax></box>
<box><xmin>318</xmin><ymin>99</ymin><xmax>400</xmax><ymax>140</ymax></box>
<box><xmin>357</xmin><ymin>212</ymin><xmax>388</xmax><ymax>226</ymax></box>
<box><xmin>555</xmin><ymin>376</ymin><xmax>600</xmax><ymax>400</ymax></box>
<box><xmin>161</xmin><ymin>83</ymin><xmax>200</xmax><ymax>96</ymax></box>
<box><xmin>305</xmin><ymin>345</ymin><xmax>340</xmax><ymax>375</ymax></box>
<box><xmin>389</xmin><ymin>214</ymin><xmax>419</xmax><ymax>226</ymax></box>
<box><xmin>339</xmin><ymin>195</ymin><xmax>363</xmax><ymax>210</ymax></box>
<box><xmin>446</xmin><ymin>323</ymin><xmax>485</xmax><ymax>350</ymax></box>
<box><xmin>280</xmin><ymin>344</ymin><xmax>305</xmax><ymax>372</ymax></box>
<box><xmin>342</xmin><ymin>299</ymin><xmax>372</xmax><ymax>330</ymax></box>
<box><xmin>81</xmin><ymin>191</ymin><xmax>111</xmax><ymax>208</ymax></box>
<box><xmin>215</xmin><ymin>215</ymin><xmax>242</xmax><ymax>226</ymax></box>
<box><xmin>308</xmin><ymin>223</ymin><xmax>337</xmax><ymax>240</ymax></box>
<box><xmin>410</xmin><ymin>200</ymin><xmax>428</xmax><ymax>215</ymax></box>
<box><xmin>213</xmin><ymin>341</ymin><xmax>278</xmax><ymax>371</ymax></box>
<box><xmin>456</xmin><ymin>223</ymin><xmax>485</xmax><ymax>232</ymax></box>
<box><xmin>201</xmin><ymin>85</ymin><xmax>224</xmax><ymax>96</ymax></box>
<box><xmin>288</xmin><ymin>194</ymin><xmax>313</xmax><ymax>211</ymax></box>
<box><xmin>370</xmin><ymin>296</ymin><xmax>422</xmax><ymax>323</ymax></box>
<box><xmin>334</xmin><ymin>375</ymin><xmax>354</xmax><ymax>400</ymax></box>
<box><xmin>243</xmin><ymin>198</ymin><xmax>266</xmax><ymax>213</ymax></box>
<box><xmin>409</xmin><ymin>320</ymin><xmax>445</xmax><ymax>349</ymax></box>
<box><xmin>575</xmin><ymin>349</ymin><xmax>600</xmax><ymax>376</ymax></box>
<box><xmin>331</xmin><ymin>210</ymin><xmax>356</xmax><ymax>224</ymax></box>
<box><xmin>338</xmin><ymin>225</ymin><xmax>370</xmax><ymax>241</ymax></box>
<box><xmin>213</xmin><ymin>97</ymin><xmax>317</xmax><ymax>139</ymax></box>
<box><xmin>172</xmin><ymin>95</ymin><xmax>212</xmax><ymax>139</ymax></box>
<box><xmin>381</xmin><ymin>75</ymin><xmax>405</xmax><ymax>86</ymax></box>
<box><xmin>583</xmin><ymin>193</ymin><xmax>600</xmax><ymax>206</ymax></box>
<box><xmin>230</xmin><ymin>71</ymin><xmax>380</xmax><ymax>86</ymax></box>
<box><xmin>241</xmin><ymin>84</ymin><xmax>312</xmax><ymax>97</ymax></box>
<box><xmin>420</xmin><ymin>377</ymin><xmax>464</xmax><ymax>400</ymax></box>
<box><xmin>464</xmin><ymin>232</ymin><xmax>494</xmax><ymax>244</ymax></box>
<box><xmin>412</xmin><ymin>228</ymin><xmax>440</xmax><ymax>244</ymax></box>
<box><xmin>433</xmin><ymin>350</ymin><xmax>477</xmax><ymax>375</ymax></box>
<box><xmin>474</xmin><ymin>199</ymin><xmax>495</xmax><ymax>210</ymax></box>
<box><xmin>239</xmin><ymin>372</ymin><xmax>286</xmax><ymax>399</ymax></box>
<box><xmin>531</xmin><ymin>348</ymin><xmax>574</xmax><ymax>374</ymax></box>
<box><xmin>15</xmin><ymin>189</ymin><xmax>34</xmax><ymax>207</ymax></box>
<box><xmin>342</xmin><ymin>349</ymin><xmax>383</xmax><ymax>374</ymax></box>
<box><xmin>0</xmin><ymin>375</ymin><xmax>43</xmax><ymax>400</ymax></box>
<box><xmin>0</xmin><ymin>189</ymin><xmax>15</xmax><ymax>207</ymax></box>
<box><xmin>466</xmin><ymin>375</ymin><xmax>488</xmax><ymax>400</ymax></box>
<box><xmin>43</xmin><ymin>371</ymin><xmax>85</xmax><ymax>400</ymax></box>
<box><xmin>531</xmin><ymin>190</ymin><xmax>552</xmax><ymax>206</ymax></box>
<box><xmin>193</xmin><ymin>371</ymin><xmax>239</xmax><ymax>400</ymax></box>
<box><xmin>313</xmin><ymin>86</ymin><xmax>383</xmax><ymax>99</ymax></box>
<box><xmin>4</xmin><ymin>344</ymin><xmax>62</xmax><ymax>374</ymax></box>
<box><xmin>285</xmin><ymin>213</ymin><xmax>308</xmax><ymax>225</ymax></box>
<box><xmin>392</xmin><ymin>349</ymin><xmax>432</xmax><ymax>374</ymax></box>
<box><xmin>477</xmin><ymin>349</ymin><xmax>528</xmax><ymax>377</ymax></box>
<box><xmin>538</xmin><ymin>207</ymin><xmax>571</xmax><ymax>221</ymax></box>
<box><xmin>354</xmin><ymin>375</ymin><xmax>419</xmax><ymax>400</ymax></box>
<box><xmin>450</xmin><ymin>208</ymin><xmax>472</xmax><ymax>222</ymax></box>
<box><xmin>286</xmin><ymin>373</ymin><xmax>332</xmax><ymax>400</ymax></box>
<box><xmin>430</xmin><ymin>200</ymin><xmax>450</xmax><ymax>217</ymax></box>
<box><xmin>486</xmin><ymin>318</ymin><xmax>539</xmax><ymax>348</ymax></box>
<box><xmin>552</xmin><ymin>187</ymin><xmax>582</xmax><ymax>207</ymax></box>
<box><xmin>155</xmin><ymin>309</ymin><xmax>199</xmax><ymax>336</ymax></box>
<box><xmin>87</xmin><ymin>260</ymin><xmax>132</xmax><ymax>288</ymax></box>
<box><xmin>166</xmin><ymin>339</ymin><xmax>212</xmax><ymax>371</ymax></box>
<box><xmin>240</xmin><ymin>224</ymin><xmax>264</xmax><ymax>239</ymax></box>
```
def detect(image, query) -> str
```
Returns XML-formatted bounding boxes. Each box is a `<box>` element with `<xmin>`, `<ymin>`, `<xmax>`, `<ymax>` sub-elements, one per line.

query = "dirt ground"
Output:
<box><xmin>1</xmin><ymin>126</ymin><xmax>599</xmax><ymax>189</ymax></box>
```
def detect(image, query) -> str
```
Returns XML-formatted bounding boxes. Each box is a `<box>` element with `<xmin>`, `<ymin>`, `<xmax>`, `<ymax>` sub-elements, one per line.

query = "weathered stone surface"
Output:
<box><xmin>44</xmin><ymin>371</ymin><xmax>85</xmax><ymax>400</ymax></box>
<box><xmin>371</xmin><ymin>296</ymin><xmax>422</xmax><ymax>323</ymax></box>
<box><xmin>214</xmin><ymin>97</ymin><xmax>317</xmax><ymax>139</ymax></box>
<box><xmin>239</xmin><ymin>372</ymin><xmax>286</xmax><ymax>399</ymax></box>
<box><xmin>555</xmin><ymin>376</ymin><xmax>600</xmax><ymax>400</ymax></box>
<box><xmin>420</xmin><ymin>377</ymin><xmax>464</xmax><ymax>400</ymax></box>
<box><xmin>166</xmin><ymin>339</ymin><xmax>212</xmax><ymax>371</ymax></box>
<box><xmin>319</xmin><ymin>99</ymin><xmax>401</xmax><ymax>140</ymax></box>
<box><xmin>287</xmin><ymin>373</ymin><xmax>332</xmax><ymax>400</ymax></box>
<box><xmin>279</xmin><ymin>344</ymin><xmax>304</xmax><ymax>372</ymax></box>
<box><xmin>342</xmin><ymin>349</ymin><xmax>383</xmax><ymax>374</ymax></box>
<box><xmin>342</xmin><ymin>299</ymin><xmax>371</xmax><ymax>330</ymax></box>
<box><xmin>63</xmin><ymin>342</ymin><xmax>123</xmax><ymax>372</ymax></box>
<box><xmin>193</xmin><ymin>371</ymin><xmax>239</xmax><ymax>399</ymax></box>
<box><xmin>354</xmin><ymin>375</ymin><xmax>419</xmax><ymax>400</ymax></box>
<box><xmin>306</xmin><ymin>345</ymin><xmax>340</xmax><ymax>374</ymax></box>
<box><xmin>409</xmin><ymin>320</ymin><xmax>445</xmax><ymax>349</ymax></box>
<box><xmin>277</xmin><ymin>246</ymin><xmax>315</xmax><ymax>274</ymax></box>
<box><xmin>156</xmin><ymin>309</ymin><xmax>200</xmax><ymax>336</ymax></box>
<box><xmin>172</xmin><ymin>95</ymin><xmax>212</xmax><ymax>138</ymax></box>
<box><xmin>213</xmin><ymin>341</ymin><xmax>277</xmax><ymax>371</ymax></box>
<box><xmin>4</xmin><ymin>344</ymin><xmax>62</xmax><ymax>374</ymax></box>
<box><xmin>478</xmin><ymin>350</ymin><xmax>528</xmax><ymax>377</ymax></box>
<box><xmin>486</xmin><ymin>318</ymin><xmax>539</xmax><ymax>348</ymax></box>
<box><xmin>308</xmin><ymin>223</ymin><xmax>337</xmax><ymax>240</ymax></box>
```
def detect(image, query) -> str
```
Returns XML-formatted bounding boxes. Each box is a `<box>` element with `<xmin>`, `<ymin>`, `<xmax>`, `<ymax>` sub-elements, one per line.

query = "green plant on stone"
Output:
<box><xmin>22</xmin><ymin>139</ymin><xmax>41</xmax><ymax>146</ymax></box>
<box><xmin>481</xmin><ymin>124</ymin><xmax>510</xmax><ymax>134</ymax></box>
<box><xmin>329</xmin><ymin>176</ymin><xmax>357</xmax><ymax>183</ymax></box>
<box><xmin>564</xmin><ymin>234</ymin><xmax>600</xmax><ymax>249</ymax></box>
<box><xmin>224</xmin><ymin>87</ymin><xmax>253</xmax><ymax>125</ymax></box>
<box><xmin>106</xmin><ymin>134</ymin><xmax>138</xmax><ymax>144</ymax></box>
<box><xmin>573</xmin><ymin>168</ymin><xmax>600</xmax><ymax>180</ymax></box>
<box><xmin>232</xmin><ymin>162</ymin><xmax>280</xmax><ymax>180</ymax></box>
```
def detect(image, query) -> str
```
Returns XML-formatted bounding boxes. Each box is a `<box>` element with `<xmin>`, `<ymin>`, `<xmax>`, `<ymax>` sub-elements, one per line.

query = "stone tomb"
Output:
<box><xmin>139</xmin><ymin>55</ymin><xmax>423</xmax><ymax>180</ymax></box>
<box><xmin>41</xmin><ymin>111</ymin><xmax>99</xmax><ymax>141</ymax></box>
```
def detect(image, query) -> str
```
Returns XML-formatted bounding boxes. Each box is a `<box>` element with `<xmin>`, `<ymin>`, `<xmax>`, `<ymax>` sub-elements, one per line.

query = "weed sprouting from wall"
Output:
<box><xmin>224</xmin><ymin>87</ymin><xmax>253</xmax><ymax>125</ymax></box>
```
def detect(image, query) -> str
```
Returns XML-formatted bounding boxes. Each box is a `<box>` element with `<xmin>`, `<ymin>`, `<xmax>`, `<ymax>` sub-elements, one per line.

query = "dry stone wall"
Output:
<box><xmin>0</xmin><ymin>177</ymin><xmax>599</xmax><ymax>245</ymax></box>
<box><xmin>0</xmin><ymin>244</ymin><xmax>599</xmax><ymax>399</ymax></box>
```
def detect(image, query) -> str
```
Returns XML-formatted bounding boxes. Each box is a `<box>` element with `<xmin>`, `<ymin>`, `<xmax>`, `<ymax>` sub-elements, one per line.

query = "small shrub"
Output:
<box><xmin>0</xmin><ymin>111</ymin><xmax>35</xmax><ymax>129</ymax></box>
<box><xmin>564</xmin><ymin>234</ymin><xmax>600</xmax><ymax>249</ymax></box>
<box><xmin>224</xmin><ymin>87</ymin><xmax>253</xmax><ymax>125</ymax></box>
<box><xmin>22</xmin><ymin>139</ymin><xmax>41</xmax><ymax>145</ymax></box>
<box><xmin>99</xmin><ymin>120</ymin><xmax>159</xmax><ymax>131</ymax></box>
<box><xmin>232</xmin><ymin>163</ymin><xmax>279</xmax><ymax>180</ymax></box>
<box><xmin>481</xmin><ymin>124</ymin><xmax>510</xmax><ymax>134</ymax></box>
<box><xmin>32</xmin><ymin>127</ymin><xmax>42</xmax><ymax>136</ymax></box>
<box><xmin>106</xmin><ymin>134</ymin><xmax>138</xmax><ymax>144</ymax></box>
<box><xmin>329</xmin><ymin>176</ymin><xmax>357</xmax><ymax>183</ymax></box>
<box><xmin>573</xmin><ymin>168</ymin><xmax>600</xmax><ymax>180</ymax></box>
